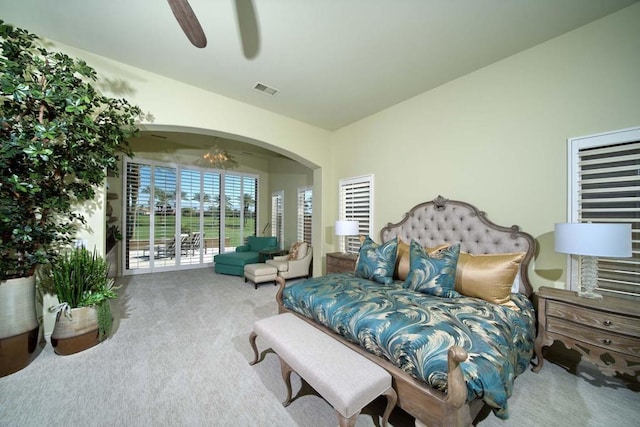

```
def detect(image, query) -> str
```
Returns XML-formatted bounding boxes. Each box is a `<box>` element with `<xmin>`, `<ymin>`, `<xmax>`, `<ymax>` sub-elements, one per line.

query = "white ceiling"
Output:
<box><xmin>0</xmin><ymin>0</ymin><xmax>637</xmax><ymax>131</ymax></box>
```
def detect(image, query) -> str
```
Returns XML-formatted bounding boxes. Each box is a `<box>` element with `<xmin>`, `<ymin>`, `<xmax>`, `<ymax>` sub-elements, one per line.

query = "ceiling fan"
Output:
<box><xmin>167</xmin><ymin>0</ymin><xmax>260</xmax><ymax>59</ymax></box>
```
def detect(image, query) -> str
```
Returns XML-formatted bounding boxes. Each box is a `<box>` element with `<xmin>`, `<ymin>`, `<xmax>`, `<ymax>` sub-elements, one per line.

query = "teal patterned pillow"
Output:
<box><xmin>354</xmin><ymin>236</ymin><xmax>398</xmax><ymax>285</ymax></box>
<box><xmin>404</xmin><ymin>241</ymin><xmax>461</xmax><ymax>297</ymax></box>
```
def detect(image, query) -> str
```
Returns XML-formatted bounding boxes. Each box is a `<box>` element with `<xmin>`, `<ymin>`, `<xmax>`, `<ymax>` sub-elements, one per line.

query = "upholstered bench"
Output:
<box><xmin>249</xmin><ymin>313</ymin><xmax>397</xmax><ymax>427</ymax></box>
<box><xmin>244</xmin><ymin>263</ymin><xmax>278</xmax><ymax>289</ymax></box>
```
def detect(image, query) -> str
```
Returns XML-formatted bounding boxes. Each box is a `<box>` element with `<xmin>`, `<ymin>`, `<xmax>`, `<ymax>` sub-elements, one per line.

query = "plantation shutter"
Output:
<box><xmin>297</xmin><ymin>187</ymin><xmax>312</xmax><ymax>244</ymax></box>
<box><xmin>339</xmin><ymin>175</ymin><xmax>373</xmax><ymax>253</ymax></box>
<box><xmin>224</xmin><ymin>175</ymin><xmax>242</xmax><ymax>248</ymax></box>
<box><xmin>123</xmin><ymin>158</ymin><xmax>257</xmax><ymax>274</ymax></box>
<box><xmin>271</xmin><ymin>191</ymin><xmax>283</xmax><ymax>248</ymax></box>
<box><xmin>569</xmin><ymin>128</ymin><xmax>640</xmax><ymax>299</ymax></box>
<box><xmin>577</xmin><ymin>141</ymin><xmax>640</xmax><ymax>298</ymax></box>
<box><xmin>242</xmin><ymin>176</ymin><xmax>257</xmax><ymax>238</ymax></box>
<box><xmin>202</xmin><ymin>172</ymin><xmax>221</xmax><ymax>251</ymax></box>
<box><xmin>124</xmin><ymin>161</ymin><xmax>152</xmax><ymax>270</ymax></box>
<box><xmin>152</xmin><ymin>166</ymin><xmax>178</xmax><ymax>268</ymax></box>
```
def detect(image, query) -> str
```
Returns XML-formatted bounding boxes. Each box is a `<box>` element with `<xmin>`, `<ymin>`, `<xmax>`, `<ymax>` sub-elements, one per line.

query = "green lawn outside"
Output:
<box><xmin>130</xmin><ymin>214</ymin><xmax>256</xmax><ymax>246</ymax></box>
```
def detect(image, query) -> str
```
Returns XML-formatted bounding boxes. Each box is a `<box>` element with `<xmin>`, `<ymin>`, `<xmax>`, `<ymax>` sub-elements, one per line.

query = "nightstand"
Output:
<box><xmin>326</xmin><ymin>252</ymin><xmax>357</xmax><ymax>274</ymax></box>
<box><xmin>533</xmin><ymin>286</ymin><xmax>640</xmax><ymax>377</ymax></box>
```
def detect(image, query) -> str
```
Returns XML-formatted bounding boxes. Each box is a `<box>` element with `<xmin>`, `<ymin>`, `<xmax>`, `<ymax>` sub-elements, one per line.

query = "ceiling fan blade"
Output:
<box><xmin>235</xmin><ymin>0</ymin><xmax>260</xmax><ymax>59</ymax></box>
<box><xmin>167</xmin><ymin>0</ymin><xmax>207</xmax><ymax>48</ymax></box>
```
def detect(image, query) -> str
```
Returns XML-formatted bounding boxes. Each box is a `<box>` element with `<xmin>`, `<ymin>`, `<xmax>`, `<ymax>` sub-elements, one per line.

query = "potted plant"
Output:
<box><xmin>106</xmin><ymin>225</ymin><xmax>122</xmax><ymax>254</ymax></box>
<box><xmin>0</xmin><ymin>21</ymin><xmax>140</xmax><ymax>374</ymax></box>
<box><xmin>38</xmin><ymin>247</ymin><xmax>118</xmax><ymax>355</ymax></box>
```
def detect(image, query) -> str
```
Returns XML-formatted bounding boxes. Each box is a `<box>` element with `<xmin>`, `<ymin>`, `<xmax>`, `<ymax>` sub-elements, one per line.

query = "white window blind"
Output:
<box><xmin>242</xmin><ymin>177</ymin><xmax>257</xmax><ymax>240</ymax></box>
<box><xmin>271</xmin><ymin>191</ymin><xmax>284</xmax><ymax>248</ymax></box>
<box><xmin>202</xmin><ymin>172</ymin><xmax>221</xmax><ymax>251</ymax></box>
<box><xmin>297</xmin><ymin>187</ymin><xmax>312</xmax><ymax>244</ymax></box>
<box><xmin>338</xmin><ymin>175</ymin><xmax>373</xmax><ymax>253</ymax></box>
<box><xmin>569</xmin><ymin>127</ymin><xmax>640</xmax><ymax>299</ymax></box>
<box><xmin>224</xmin><ymin>175</ymin><xmax>242</xmax><ymax>249</ymax></box>
<box><xmin>123</xmin><ymin>158</ymin><xmax>257</xmax><ymax>274</ymax></box>
<box><xmin>124</xmin><ymin>161</ymin><xmax>152</xmax><ymax>270</ymax></box>
<box><xmin>152</xmin><ymin>165</ymin><xmax>178</xmax><ymax>269</ymax></box>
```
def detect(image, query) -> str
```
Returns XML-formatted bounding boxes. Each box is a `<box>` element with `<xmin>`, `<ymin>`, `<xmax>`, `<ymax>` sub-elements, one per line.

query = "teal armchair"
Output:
<box><xmin>214</xmin><ymin>236</ymin><xmax>278</xmax><ymax>276</ymax></box>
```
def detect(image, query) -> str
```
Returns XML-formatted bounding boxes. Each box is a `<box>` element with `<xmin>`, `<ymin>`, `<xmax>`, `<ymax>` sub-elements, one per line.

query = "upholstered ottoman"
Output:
<box><xmin>244</xmin><ymin>263</ymin><xmax>278</xmax><ymax>289</ymax></box>
<box><xmin>249</xmin><ymin>313</ymin><xmax>397</xmax><ymax>427</ymax></box>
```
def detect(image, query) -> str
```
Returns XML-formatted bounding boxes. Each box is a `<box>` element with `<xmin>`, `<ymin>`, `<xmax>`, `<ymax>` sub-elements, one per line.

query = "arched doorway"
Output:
<box><xmin>113</xmin><ymin>126</ymin><xmax>318</xmax><ymax>275</ymax></box>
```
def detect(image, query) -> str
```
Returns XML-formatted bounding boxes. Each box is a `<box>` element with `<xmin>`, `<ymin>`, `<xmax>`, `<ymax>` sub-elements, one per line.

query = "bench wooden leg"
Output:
<box><xmin>381</xmin><ymin>386</ymin><xmax>398</xmax><ymax>427</ymax></box>
<box><xmin>248</xmin><ymin>331</ymin><xmax>259</xmax><ymax>365</ymax></box>
<box><xmin>337</xmin><ymin>411</ymin><xmax>359</xmax><ymax>427</ymax></box>
<box><xmin>279</xmin><ymin>357</ymin><xmax>294</xmax><ymax>407</ymax></box>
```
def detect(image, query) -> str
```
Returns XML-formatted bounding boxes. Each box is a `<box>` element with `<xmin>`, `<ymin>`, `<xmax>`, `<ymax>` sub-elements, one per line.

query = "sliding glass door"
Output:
<box><xmin>123</xmin><ymin>159</ymin><xmax>257</xmax><ymax>274</ymax></box>
<box><xmin>153</xmin><ymin>166</ymin><xmax>178</xmax><ymax>268</ymax></box>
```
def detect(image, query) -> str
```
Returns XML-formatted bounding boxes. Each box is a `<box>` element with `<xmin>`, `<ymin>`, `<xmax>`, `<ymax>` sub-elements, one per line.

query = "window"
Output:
<box><xmin>123</xmin><ymin>158</ymin><xmax>257</xmax><ymax>274</ymax></box>
<box><xmin>271</xmin><ymin>190</ymin><xmax>284</xmax><ymax>248</ymax></box>
<box><xmin>224</xmin><ymin>175</ymin><xmax>258</xmax><ymax>250</ymax></box>
<box><xmin>568</xmin><ymin>127</ymin><xmax>640</xmax><ymax>299</ymax></box>
<box><xmin>297</xmin><ymin>186</ymin><xmax>312</xmax><ymax>244</ymax></box>
<box><xmin>338</xmin><ymin>175</ymin><xmax>373</xmax><ymax>253</ymax></box>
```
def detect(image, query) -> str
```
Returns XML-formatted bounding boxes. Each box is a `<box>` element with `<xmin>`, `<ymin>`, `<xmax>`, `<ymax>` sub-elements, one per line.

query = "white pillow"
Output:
<box><xmin>511</xmin><ymin>270</ymin><xmax>521</xmax><ymax>293</ymax></box>
<box><xmin>296</xmin><ymin>242</ymin><xmax>308</xmax><ymax>260</ymax></box>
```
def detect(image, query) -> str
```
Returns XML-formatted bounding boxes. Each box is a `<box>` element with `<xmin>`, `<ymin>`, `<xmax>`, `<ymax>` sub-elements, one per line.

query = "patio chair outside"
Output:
<box><xmin>189</xmin><ymin>232</ymin><xmax>205</xmax><ymax>255</ymax></box>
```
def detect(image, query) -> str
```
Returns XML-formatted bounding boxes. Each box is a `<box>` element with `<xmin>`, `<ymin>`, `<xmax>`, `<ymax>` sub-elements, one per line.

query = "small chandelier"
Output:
<box><xmin>202</xmin><ymin>145</ymin><xmax>238</xmax><ymax>169</ymax></box>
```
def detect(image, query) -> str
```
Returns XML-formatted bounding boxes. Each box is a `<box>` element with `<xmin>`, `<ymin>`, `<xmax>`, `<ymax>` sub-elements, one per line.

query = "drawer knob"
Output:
<box><xmin>603</xmin><ymin>320</ymin><xmax>612</xmax><ymax>327</ymax></box>
<box><xmin>602</xmin><ymin>339</ymin><xmax>612</xmax><ymax>345</ymax></box>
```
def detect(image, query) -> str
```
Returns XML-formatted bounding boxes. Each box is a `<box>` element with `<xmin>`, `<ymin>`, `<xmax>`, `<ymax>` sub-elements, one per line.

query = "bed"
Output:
<box><xmin>275</xmin><ymin>196</ymin><xmax>537</xmax><ymax>426</ymax></box>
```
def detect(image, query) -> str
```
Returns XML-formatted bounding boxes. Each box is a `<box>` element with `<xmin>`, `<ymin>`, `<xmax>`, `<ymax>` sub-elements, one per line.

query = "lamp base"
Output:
<box><xmin>578</xmin><ymin>290</ymin><xmax>603</xmax><ymax>299</ymax></box>
<box><xmin>578</xmin><ymin>255</ymin><xmax>603</xmax><ymax>299</ymax></box>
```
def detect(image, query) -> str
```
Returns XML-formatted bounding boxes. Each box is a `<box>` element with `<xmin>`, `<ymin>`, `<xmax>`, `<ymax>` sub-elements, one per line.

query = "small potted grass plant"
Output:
<box><xmin>38</xmin><ymin>247</ymin><xmax>119</xmax><ymax>355</ymax></box>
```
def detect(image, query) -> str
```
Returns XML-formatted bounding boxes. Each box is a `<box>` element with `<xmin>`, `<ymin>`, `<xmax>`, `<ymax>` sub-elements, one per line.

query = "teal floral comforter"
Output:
<box><xmin>282</xmin><ymin>273</ymin><xmax>535</xmax><ymax>419</ymax></box>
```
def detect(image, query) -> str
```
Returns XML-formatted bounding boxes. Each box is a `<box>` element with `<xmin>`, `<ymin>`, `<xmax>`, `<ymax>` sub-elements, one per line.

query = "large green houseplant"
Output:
<box><xmin>0</xmin><ymin>21</ymin><xmax>140</xmax><ymax>374</ymax></box>
<box><xmin>38</xmin><ymin>247</ymin><xmax>118</xmax><ymax>355</ymax></box>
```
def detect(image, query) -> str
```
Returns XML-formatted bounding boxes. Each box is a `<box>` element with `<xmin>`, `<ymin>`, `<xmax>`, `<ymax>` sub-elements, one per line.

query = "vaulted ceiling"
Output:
<box><xmin>1</xmin><ymin>0</ymin><xmax>636</xmax><ymax>132</ymax></box>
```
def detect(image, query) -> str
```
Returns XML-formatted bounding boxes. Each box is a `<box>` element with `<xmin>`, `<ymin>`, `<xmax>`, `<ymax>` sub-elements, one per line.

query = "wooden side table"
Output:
<box><xmin>533</xmin><ymin>286</ymin><xmax>640</xmax><ymax>377</ymax></box>
<box><xmin>326</xmin><ymin>252</ymin><xmax>357</xmax><ymax>274</ymax></box>
<box><xmin>259</xmin><ymin>248</ymin><xmax>287</xmax><ymax>262</ymax></box>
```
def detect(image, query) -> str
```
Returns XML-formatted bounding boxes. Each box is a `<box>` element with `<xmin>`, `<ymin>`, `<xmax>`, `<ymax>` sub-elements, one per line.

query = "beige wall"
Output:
<box><xmin>63</xmin><ymin>3</ymin><xmax>640</xmax><ymax>295</ymax></box>
<box><xmin>51</xmin><ymin>43</ymin><xmax>333</xmax><ymax>279</ymax></box>
<box><xmin>127</xmin><ymin>135</ymin><xmax>273</xmax><ymax>234</ymax></box>
<box><xmin>331</xmin><ymin>4</ymin><xmax>640</xmax><ymax>292</ymax></box>
<box><xmin>122</xmin><ymin>137</ymin><xmax>314</xmax><ymax>254</ymax></box>
<box><xmin>268</xmin><ymin>158</ymin><xmax>314</xmax><ymax>249</ymax></box>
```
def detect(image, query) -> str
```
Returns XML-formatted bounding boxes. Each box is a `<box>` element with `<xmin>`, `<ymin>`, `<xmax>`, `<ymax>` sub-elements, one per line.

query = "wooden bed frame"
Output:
<box><xmin>276</xmin><ymin>195</ymin><xmax>536</xmax><ymax>427</ymax></box>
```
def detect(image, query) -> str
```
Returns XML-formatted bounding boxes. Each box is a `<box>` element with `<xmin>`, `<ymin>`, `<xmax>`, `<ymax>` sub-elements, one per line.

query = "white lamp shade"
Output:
<box><xmin>554</xmin><ymin>223</ymin><xmax>632</xmax><ymax>257</ymax></box>
<box><xmin>335</xmin><ymin>220</ymin><xmax>359</xmax><ymax>236</ymax></box>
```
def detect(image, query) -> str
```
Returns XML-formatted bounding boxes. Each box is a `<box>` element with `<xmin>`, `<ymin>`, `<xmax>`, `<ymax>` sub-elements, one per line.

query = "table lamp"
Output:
<box><xmin>335</xmin><ymin>220</ymin><xmax>359</xmax><ymax>253</ymax></box>
<box><xmin>555</xmin><ymin>222</ymin><xmax>632</xmax><ymax>299</ymax></box>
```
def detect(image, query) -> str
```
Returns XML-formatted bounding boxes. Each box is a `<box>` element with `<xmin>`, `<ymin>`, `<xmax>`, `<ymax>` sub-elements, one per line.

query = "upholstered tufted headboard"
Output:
<box><xmin>380</xmin><ymin>195</ymin><xmax>536</xmax><ymax>297</ymax></box>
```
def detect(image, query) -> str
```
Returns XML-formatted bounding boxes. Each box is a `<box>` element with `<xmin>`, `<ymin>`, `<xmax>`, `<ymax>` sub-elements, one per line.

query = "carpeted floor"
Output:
<box><xmin>1</xmin><ymin>269</ymin><xmax>638</xmax><ymax>426</ymax></box>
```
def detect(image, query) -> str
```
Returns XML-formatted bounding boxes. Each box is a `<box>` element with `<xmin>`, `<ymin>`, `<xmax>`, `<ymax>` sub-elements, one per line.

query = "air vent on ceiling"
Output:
<box><xmin>254</xmin><ymin>82</ymin><xmax>278</xmax><ymax>96</ymax></box>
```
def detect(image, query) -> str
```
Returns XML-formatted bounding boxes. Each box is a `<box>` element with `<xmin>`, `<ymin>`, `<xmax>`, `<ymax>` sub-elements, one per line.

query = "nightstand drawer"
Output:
<box><xmin>547</xmin><ymin>318</ymin><xmax>640</xmax><ymax>356</ymax></box>
<box><xmin>547</xmin><ymin>301</ymin><xmax>640</xmax><ymax>338</ymax></box>
<box><xmin>534</xmin><ymin>286</ymin><xmax>640</xmax><ymax>377</ymax></box>
<box><xmin>331</xmin><ymin>258</ymin><xmax>354</xmax><ymax>270</ymax></box>
<box><xmin>326</xmin><ymin>252</ymin><xmax>357</xmax><ymax>274</ymax></box>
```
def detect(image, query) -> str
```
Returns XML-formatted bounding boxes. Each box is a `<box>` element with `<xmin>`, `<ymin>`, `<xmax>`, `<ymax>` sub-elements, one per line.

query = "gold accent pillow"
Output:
<box><xmin>394</xmin><ymin>239</ymin><xmax>449</xmax><ymax>281</ymax></box>
<box><xmin>454</xmin><ymin>252</ymin><xmax>526</xmax><ymax>308</ymax></box>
